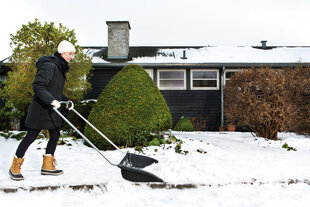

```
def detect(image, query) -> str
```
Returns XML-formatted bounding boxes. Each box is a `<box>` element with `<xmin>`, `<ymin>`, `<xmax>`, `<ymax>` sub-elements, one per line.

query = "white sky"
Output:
<box><xmin>1</xmin><ymin>0</ymin><xmax>310</xmax><ymax>60</ymax></box>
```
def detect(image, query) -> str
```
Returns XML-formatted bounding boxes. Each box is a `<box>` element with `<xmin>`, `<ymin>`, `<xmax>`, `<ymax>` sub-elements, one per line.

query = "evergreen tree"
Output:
<box><xmin>0</xmin><ymin>19</ymin><xmax>92</xmax><ymax>112</ymax></box>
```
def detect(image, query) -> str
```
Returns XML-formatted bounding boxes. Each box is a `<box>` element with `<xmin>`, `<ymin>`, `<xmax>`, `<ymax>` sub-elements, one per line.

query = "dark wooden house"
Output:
<box><xmin>83</xmin><ymin>21</ymin><xmax>310</xmax><ymax>130</ymax></box>
<box><xmin>1</xmin><ymin>21</ymin><xmax>310</xmax><ymax>130</ymax></box>
<box><xmin>0</xmin><ymin>60</ymin><xmax>10</xmax><ymax>107</ymax></box>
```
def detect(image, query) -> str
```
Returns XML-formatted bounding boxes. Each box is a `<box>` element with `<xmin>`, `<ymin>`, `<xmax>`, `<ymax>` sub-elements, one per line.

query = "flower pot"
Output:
<box><xmin>219</xmin><ymin>126</ymin><xmax>225</xmax><ymax>131</ymax></box>
<box><xmin>227</xmin><ymin>125</ymin><xmax>235</xmax><ymax>132</ymax></box>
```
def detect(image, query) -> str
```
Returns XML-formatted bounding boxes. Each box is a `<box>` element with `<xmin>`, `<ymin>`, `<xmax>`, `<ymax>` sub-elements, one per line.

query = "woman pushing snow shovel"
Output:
<box><xmin>9</xmin><ymin>40</ymin><xmax>75</xmax><ymax>181</ymax></box>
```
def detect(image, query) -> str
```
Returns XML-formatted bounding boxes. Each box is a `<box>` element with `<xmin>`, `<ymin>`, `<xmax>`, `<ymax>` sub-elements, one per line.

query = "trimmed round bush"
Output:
<box><xmin>84</xmin><ymin>64</ymin><xmax>172</xmax><ymax>149</ymax></box>
<box><xmin>173</xmin><ymin>116</ymin><xmax>195</xmax><ymax>131</ymax></box>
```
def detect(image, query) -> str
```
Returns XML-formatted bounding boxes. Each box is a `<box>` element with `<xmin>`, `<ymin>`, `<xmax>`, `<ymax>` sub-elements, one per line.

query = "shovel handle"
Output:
<box><xmin>59</xmin><ymin>101</ymin><xmax>125</xmax><ymax>154</ymax></box>
<box><xmin>59</xmin><ymin>101</ymin><xmax>70</xmax><ymax>108</ymax></box>
<box><xmin>72</xmin><ymin>108</ymin><xmax>125</xmax><ymax>154</ymax></box>
<box><xmin>53</xmin><ymin>108</ymin><xmax>117</xmax><ymax>166</ymax></box>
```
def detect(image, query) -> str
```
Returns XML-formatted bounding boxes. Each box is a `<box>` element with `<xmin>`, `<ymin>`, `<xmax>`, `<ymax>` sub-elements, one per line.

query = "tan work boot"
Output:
<box><xmin>41</xmin><ymin>154</ymin><xmax>63</xmax><ymax>176</ymax></box>
<box><xmin>9</xmin><ymin>156</ymin><xmax>24</xmax><ymax>181</ymax></box>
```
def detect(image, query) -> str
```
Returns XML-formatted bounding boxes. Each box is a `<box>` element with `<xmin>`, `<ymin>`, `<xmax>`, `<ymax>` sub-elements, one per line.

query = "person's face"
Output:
<box><xmin>61</xmin><ymin>52</ymin><xmax>75</xmax><ymax>63</ymax></box>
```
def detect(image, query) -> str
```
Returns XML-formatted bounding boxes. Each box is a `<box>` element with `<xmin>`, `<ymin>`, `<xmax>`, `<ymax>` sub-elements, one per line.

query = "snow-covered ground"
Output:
<box><xmin>1</xmin><ymin>131</ymin><xmax>310</xmax><ymax>207</ymax></box>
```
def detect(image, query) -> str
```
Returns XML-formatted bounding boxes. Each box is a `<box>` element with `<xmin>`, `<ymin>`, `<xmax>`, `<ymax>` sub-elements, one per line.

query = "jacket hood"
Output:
<box><xmin>36</xmin><ymin>55</ymin><xmax>60</xmax><ymax>69</ymax></box>
<box><xmin>35</xmin><ymin>53</ymin><xmax>70</xmax><ymax>79</ymax></box>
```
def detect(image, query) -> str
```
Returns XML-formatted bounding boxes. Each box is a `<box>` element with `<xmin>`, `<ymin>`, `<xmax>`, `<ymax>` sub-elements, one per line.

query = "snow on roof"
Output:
<box><xmin>84</xmin><ymin>46</ymin><xmax>310</xmax><ymax>64</ymax></box>
<box><xmin>0</xmin><ymin>56</ymin><xmax>10</xmax><ymax>64</ymax></box>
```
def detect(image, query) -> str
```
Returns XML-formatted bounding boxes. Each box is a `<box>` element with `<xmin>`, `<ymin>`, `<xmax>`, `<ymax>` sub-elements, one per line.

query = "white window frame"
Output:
<box><xmin>190</xmin><ymin>69</ymin><xmax>219</xmax><ymax>90</ymax></box>
<box><xmin>145</xmin><ymin>69</ymin><xmax>153</xmax><ymax>80</ymax></box>
<box><xmin>157</xmin><ymin>69</ymin><xmax>186</xmax><ymax>90</ymax></box>
<box><xmin>224</xmin><ymin>69</ymin><xmax>242</xmax><ymax>85</ymax></box>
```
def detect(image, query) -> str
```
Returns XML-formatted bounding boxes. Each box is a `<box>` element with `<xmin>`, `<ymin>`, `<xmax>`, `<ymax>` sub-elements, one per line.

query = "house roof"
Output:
<box><xmin>0</xmin><ymin>65</ymin><xmax>10</xmax><ymax>75</ymax></box>
<box><xmin>83</xmin><ymin>46</ymin><xmax>310</xmax><ymax>67</ymax></box>
<box><xmin>1</xmin><ymin>45</ymin><xmax>309</xmax><ymax>70</ymax></box>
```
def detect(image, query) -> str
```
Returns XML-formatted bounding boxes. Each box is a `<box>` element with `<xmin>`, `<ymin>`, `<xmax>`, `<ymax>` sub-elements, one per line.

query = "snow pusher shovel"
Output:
<box><xmin>53</xmin><ymin>102</ymin><xmax>164</xmax><ymax>183</ymax></box>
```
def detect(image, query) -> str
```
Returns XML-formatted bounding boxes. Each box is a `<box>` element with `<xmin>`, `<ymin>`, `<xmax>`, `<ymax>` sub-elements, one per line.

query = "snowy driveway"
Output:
<box><xmin>1</xmin><ymin>131</ymin><xmax>310</xmax><ymax>207</ymax></box>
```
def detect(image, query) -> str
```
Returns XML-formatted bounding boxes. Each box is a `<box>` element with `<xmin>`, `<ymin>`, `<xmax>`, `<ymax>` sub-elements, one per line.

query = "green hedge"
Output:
<box><xmin>84</xmin><ymin>64</ymin><xmax>172</xmax><ymax>149</ymax></box>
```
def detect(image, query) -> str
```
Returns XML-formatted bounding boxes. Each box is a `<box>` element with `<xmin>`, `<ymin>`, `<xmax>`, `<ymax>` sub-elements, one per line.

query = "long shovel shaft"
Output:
<box><xmin>54</xmin><ymin>103</ymin><xmax>164</xmax><ymax>183</ymax></box>
<box><xmin>60</xmin><ymin>101</ymin><xmax>122</xmax><ymax>152</ymax></box>
<box><xmin>53</xmin><ymin>108</ymin><xmax>117</xmax><ymax>166</ymax></box>
<box><xmin>71</xmin><ymin>108</ymin><xmax>124</xmax><ymax>153</ymax></box>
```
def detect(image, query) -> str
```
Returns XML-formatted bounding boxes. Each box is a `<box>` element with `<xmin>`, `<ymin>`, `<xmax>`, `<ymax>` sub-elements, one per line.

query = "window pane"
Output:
<box><xmin>193</xmin><ymin>80</ymin><xmax>217</xmax><ymax>87</ymax></box>
<box><xmin>226</xmin><ymin>72</ymin><xmax>236</xmax><ymax>79</ymax></box>
<box><xmin>160</xmin><ymin>71</ymin><xmax>184</xmax><ymax>79</ymax></box>
<box><xmin>193</xmin><ymin>71</ymin><xmax>217</xmax><ymax>79</ymax></box>
<box><xmin>160</xmin><ymin>80</ymin><xmax>184</xmax><ymax>88</ymax></box>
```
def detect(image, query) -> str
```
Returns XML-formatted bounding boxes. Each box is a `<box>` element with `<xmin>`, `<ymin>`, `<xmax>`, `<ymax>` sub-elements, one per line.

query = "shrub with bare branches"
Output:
<box><xmin>224</xmin><ymin>67</ymin><xmax>296</xmax><ymax>140</ymax></box>
<box><xmin>190</xmin><ymin>116</ymin><xmax>208</xmax><ymax>131</ymax></box>
<box><xmin>284</xmin><ymin>65</ymin><xmax>310</xmax><ymax>134</ymax></box>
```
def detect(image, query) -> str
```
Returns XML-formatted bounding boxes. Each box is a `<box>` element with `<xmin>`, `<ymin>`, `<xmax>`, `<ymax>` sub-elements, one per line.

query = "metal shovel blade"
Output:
<box><xmin>118</xmin><ymin>152</ymin><xmax>164</xmax><ymax>182</ymax></box>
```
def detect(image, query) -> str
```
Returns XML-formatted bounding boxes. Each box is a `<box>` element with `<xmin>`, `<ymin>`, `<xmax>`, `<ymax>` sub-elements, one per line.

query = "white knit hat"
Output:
<box><xmin>57</xmin><ymin>40</ymin><xmax>76</xmax><ymax>53</ymax></box>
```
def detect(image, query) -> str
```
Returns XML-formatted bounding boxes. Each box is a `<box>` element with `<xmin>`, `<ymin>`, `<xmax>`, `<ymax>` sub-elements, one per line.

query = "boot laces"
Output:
<box><xmin>15</xmin><ymin>163</ymin><xmax>22</xmax><ymax>170</ymax></box>
<box><xmin>53</xmin><ymin>158</ymin><xmax>58</xmax><ymax>167</ymax></box>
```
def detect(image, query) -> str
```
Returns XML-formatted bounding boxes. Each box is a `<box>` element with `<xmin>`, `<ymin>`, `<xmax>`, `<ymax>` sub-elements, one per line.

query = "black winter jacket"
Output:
<box><xmin>25</xmin><ymin>52</ymin><xmax>69</xmax><ymax>130</ymax></box>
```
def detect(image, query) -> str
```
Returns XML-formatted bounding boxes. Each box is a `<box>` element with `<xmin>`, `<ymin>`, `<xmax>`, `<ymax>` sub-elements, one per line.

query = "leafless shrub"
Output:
<box><xmin>284</xmin><ymin>65</ymin><xmax>310</xmax><ymax>134</ymax></box>
<box><xmin>224</xmin><ymin>67</ymin><xmax>297</xmax><ymax>140</ymax></box>
<box><xmin>191</xmin><ymin>116</ymin><xmax>208</xmax><ymax>131</ymax></box>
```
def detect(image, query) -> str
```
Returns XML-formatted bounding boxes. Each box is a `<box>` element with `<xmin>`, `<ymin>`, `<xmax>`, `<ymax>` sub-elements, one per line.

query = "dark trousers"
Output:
<box><xmin>15</xmin><ymin>128</ymin><xmax>61</xmax><ymax>158</ymax></box>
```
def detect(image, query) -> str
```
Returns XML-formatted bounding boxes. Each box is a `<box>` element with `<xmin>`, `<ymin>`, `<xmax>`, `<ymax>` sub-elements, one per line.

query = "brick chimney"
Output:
<box><xmin>106</xmin><ymin>21</ymin><xmax>131</xmax><ymax>60</ymax></box>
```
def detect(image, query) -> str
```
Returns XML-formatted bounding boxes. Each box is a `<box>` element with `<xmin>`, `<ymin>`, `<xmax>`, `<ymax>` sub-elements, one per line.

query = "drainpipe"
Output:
<box><xmin>221</xmin><ymin>66</ymin><xmax>225</xmax><ymax>128</ymax></box>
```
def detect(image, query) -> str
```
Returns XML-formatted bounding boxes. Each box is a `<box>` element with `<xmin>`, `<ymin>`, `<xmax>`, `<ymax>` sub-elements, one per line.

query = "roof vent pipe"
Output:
<box><xmin>181</xmin><ymin>50</ymin><xmax>187</xmax><ymax>59</ymax></box>
<box><xmin>261</xmin><ymin>40</ymin><xmax>267</xmax><ymax>49</ymax></box>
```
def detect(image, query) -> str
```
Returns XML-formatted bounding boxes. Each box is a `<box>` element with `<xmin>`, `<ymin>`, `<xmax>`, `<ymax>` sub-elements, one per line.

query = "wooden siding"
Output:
<box><xmin>160</xmin><ymin>90</ymin><xmax>221</xmax><ymax>130</ymax></box>
<box><xmin>86</xmin><ymin>67</ymin><xmax>222</xmax><ymax>130</ymax></box>
<box><xmin>84</xmin><ymin>68</ymin><xmax>121</xmax><ymax>99</ymax></box>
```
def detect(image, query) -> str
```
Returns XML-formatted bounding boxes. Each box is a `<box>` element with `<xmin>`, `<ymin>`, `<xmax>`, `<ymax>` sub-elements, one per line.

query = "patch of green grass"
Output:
<box><xmin>0</xmin><ymin>131</ymin><xmax>26</xmax><ymax>140</ymax></box>
<box><xmin>282</xmin><ymin>143</ymin><xmax>297</xmax><ymax>151</ymax></box>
